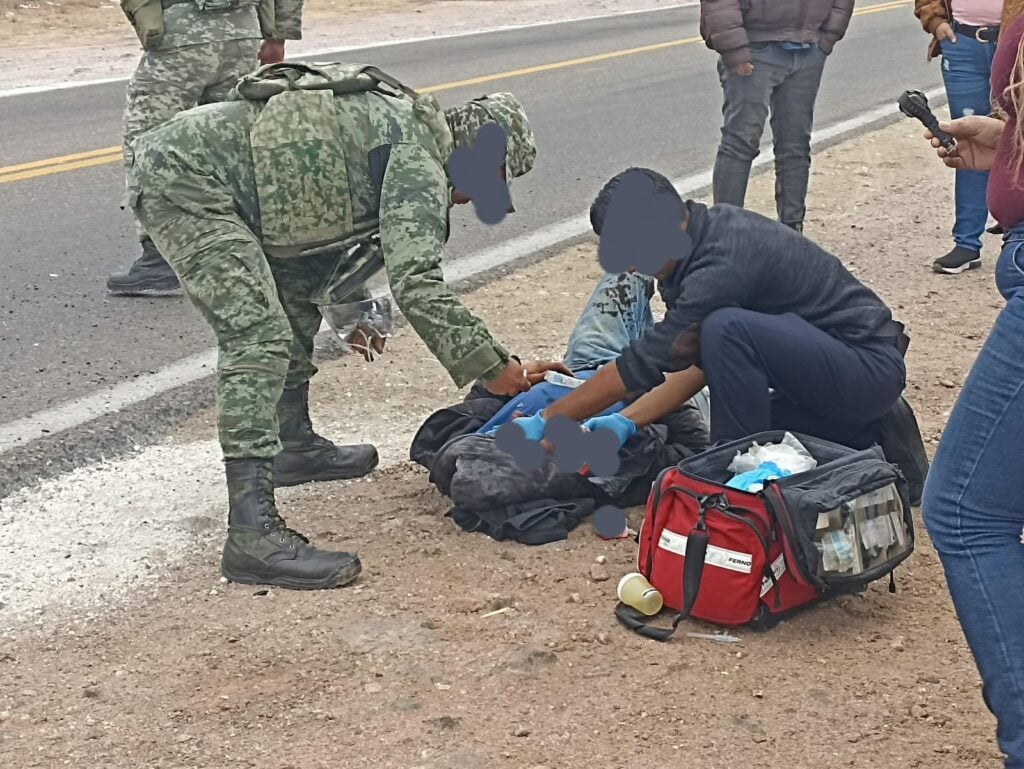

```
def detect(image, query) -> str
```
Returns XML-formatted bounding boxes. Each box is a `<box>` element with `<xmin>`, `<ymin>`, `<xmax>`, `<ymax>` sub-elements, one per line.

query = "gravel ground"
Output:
<box><xmin>0</xmin><ymin>118</ymin><xmax>1012</xmax><ymax>767</ymax></box>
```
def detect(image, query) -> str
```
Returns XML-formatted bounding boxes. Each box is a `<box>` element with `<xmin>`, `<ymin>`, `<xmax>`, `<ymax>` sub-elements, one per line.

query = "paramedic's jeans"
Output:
<box><xmin>939</xmin><ymin>35</ymin><xmax>997</xmax><ymax>253</ymax></box>
<box><xmin>563</xmin><ymin>272</ymin><xmax>710</xmax><ymax>424</ymax></box>
<box><xmin>923</xmin><ymin>228</ymin><xmax>1024</xmax><ymax>768</ymax></box>
<box><xmin>698</xmin><ymin>308</ymin><xmax>906</xmax><ymax>445</ymax></box>
<box><xmin>713</xmin><ymin>43</ymin><xmax>827</xmax><ymax>229</ymax></box>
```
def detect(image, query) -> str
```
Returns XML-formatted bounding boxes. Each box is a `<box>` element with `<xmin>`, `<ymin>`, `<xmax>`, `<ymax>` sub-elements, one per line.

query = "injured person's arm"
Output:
<box><xmin>618</xmin><ymin>366</ymin><xmax>706</xmax><ymax>428</ymax></box>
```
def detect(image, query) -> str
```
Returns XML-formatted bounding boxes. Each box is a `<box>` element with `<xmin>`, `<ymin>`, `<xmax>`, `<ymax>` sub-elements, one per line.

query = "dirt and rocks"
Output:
<box><xmin>0</xmin><ymin>119</ymin><xmax>1011</xmax><ymax>767</ymax></box>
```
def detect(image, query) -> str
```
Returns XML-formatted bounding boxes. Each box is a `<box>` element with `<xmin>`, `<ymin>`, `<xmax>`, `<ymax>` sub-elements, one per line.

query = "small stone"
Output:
<box><xmin>595</xmin><ymin>555</ymin><xmax>608</xmax><ymax>565</ymax></box>
<box><xmin>513</xmin><ymin>726</ymin><xmax>531</xmax><ymax>737</ymax></box>
<box><xmin>596</xmin><ymin>632</ymin><xmax>609</xmax><ymax>645</ymax></box>
<box><xmin>20</xmin><ymin>689</ymin><xmax>37</xmax><ymax>697</ymax></box>
<box><xmin>219</xmin><ymin>577</ymin><xmax>229</xmax><ymax>584</ymax></box>
<box><xmin>0</xmin><ymin>711</ymin><xmax>10</xmax><ymax>722</ymax></box>
<box><xmin>589</xmin><ymin>564</ymin><xmax>610</xmax><ymax>583</ymax></box>
<box><xmin>567</xmin><ymin>593</ymin><xmax>582</xmax><ymax>604</ymax></box>
<box><xmin>939</xmin><ymin>380</ymin><xmax>956</xmax><ymax>389</ymax></box>
<box><xmin>364</xmin><ymin>683</ymin><xmax>383</xmax><ymax>694</ymax></box>
<box><xmin>83</xmin><ymin>688</ymin><xmax>101</xmax><ymax>700</ymax></box>
<box><xmin>891</xmin><ymin>636</ymin><xmax>905</xmax><ymax>652</ymax></box>
<box><xmin>752</xmin><ymin>690</ymin><xmax>764</xmax><ymax>699</ymax></box>
<box><xmin>208</xmin><ymin>589</ymin><xmax>218</xmax><ymax>596</ymax></box>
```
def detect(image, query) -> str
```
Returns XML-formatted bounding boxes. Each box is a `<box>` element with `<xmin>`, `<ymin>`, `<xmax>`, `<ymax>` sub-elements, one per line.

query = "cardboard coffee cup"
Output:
<box><xmin>617</xmin><ymin>572</ymin><xmax>663</xmax><ymax>616</ymax></box>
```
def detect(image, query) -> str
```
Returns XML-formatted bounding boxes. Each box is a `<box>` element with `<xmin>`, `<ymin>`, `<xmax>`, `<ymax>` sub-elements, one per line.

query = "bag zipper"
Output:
<box><xmin>643</xmin><ymin>466</ymin><xmax>676</xmax><ymax>575</ymax></box>
<box><xmin>712</xmin><ymin>501</ymin><xmax>782</xmax><ymax>608</ymax></box>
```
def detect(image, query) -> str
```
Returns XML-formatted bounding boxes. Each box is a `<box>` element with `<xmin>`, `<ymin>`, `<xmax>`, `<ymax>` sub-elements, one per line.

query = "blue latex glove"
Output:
<box><xmin>582</xmin><ymin>413</ymin><xmax>637</xmax><ymax>448</ymax></box>
<box><xmin>486</xmin><ymin>411</ymin><xmax>547</xmax><ymax>441</ymax></box>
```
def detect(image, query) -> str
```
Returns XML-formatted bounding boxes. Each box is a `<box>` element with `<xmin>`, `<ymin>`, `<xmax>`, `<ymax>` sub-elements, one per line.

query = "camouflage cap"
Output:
<box><xmin>443</xmin><ymin>92</ymin><xmax>537</xmax><ymax>178</ymax></box>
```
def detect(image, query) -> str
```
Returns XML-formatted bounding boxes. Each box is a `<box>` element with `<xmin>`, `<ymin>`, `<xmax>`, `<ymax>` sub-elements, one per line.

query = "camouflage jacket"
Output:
<box><xmin>130</xmin><ymin>87</ymin><xmax>511</xmax><ymax>388</ymax></box>
<box><xmin>156</xmin><ymin>0</ymin><xmax>303</xmax><ymax>50</ymax></box>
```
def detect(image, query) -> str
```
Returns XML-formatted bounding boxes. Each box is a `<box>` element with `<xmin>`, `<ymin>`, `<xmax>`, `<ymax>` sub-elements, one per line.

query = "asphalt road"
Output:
<box><xmin>0</xmin><ymin>2</ymin><xmax>938</xmax><ymax>424</ymax></box>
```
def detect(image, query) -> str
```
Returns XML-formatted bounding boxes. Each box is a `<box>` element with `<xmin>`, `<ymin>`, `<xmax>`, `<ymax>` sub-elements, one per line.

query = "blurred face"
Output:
<box><xmin>626</xmin><ymin>217</ymin><xmax>688</xmax><ymax>279</ymax></box>
<box><xmin>452</xmin><ymin>163</ymin><xmax>507</xmax><ymax>205</ymax></box>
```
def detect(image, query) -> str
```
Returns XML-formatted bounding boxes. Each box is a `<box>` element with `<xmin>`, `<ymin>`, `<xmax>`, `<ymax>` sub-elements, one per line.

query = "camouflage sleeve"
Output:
<box><xmin>378</xmin><ymin>142</ymin><xmax>510</xmax><ymax>388</ymax></box>
<box><xmin>260</xmin><ymin>0</ymin><xmax>302</xmax><ymax>39</ymax></box>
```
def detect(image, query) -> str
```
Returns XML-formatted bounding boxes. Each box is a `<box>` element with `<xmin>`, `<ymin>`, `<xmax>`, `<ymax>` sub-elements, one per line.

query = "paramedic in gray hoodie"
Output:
<box><xmin>700</xmin><ymin>0</ymin><xmax>854</xmax><ymax>232</ymax></box>
<box><xmin>506</xmin><ymin>167</ymin><xmax>909</xmax><ymax>451</ymax></box>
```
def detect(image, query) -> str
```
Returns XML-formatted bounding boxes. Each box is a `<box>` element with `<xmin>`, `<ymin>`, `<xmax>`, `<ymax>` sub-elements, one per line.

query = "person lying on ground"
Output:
<box><xmin>474</xmin><ymin>272</ymin><xmax>711</xmax><ymax>436</ymax></box>
<box><xmin>504</xmin><ymin>167</ymin><xmax>927</xmax><ymax>500</ymax></box>
<box><xmin>409</xmin><ymin>272</ymin><xmax>710</xmax><ymax>545</ymax></box>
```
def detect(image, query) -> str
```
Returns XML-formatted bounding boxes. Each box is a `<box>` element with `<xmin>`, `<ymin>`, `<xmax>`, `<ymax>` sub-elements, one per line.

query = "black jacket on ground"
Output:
<box><xmin>410</xmin><ymin>383</ymin><xmax>709</xmax><ymax>545</ymax></box>
<box><xmin>617</xmin><ymin>202</ymin><xmax>904</xmax><ymax>394</ymax></box>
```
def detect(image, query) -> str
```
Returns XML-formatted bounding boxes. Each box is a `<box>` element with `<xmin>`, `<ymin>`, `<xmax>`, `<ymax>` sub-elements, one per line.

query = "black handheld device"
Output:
<box><xmin>898</xmin><ymin>90</ymin><xmax>957</xmax><ymax>151</ymax></box>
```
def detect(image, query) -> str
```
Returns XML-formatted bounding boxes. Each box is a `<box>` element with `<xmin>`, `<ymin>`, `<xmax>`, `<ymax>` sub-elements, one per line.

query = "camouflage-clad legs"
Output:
<box><xmin>110</xmin><ymin>0</ymin><xmax>280</xmax><ymax>296</ymax></box>
<box><xmin>122</xmin><ymin>38</ymin><xmax>262</xmax><ymax>166</ymax></box>
<box><xmin>135</xmin><ymin>172</ymin><xmax>292</xmax><ymax>459</ymax></box>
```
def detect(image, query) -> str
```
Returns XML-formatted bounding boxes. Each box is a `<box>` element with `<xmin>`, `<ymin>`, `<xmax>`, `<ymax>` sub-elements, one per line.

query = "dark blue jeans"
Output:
<box><xmin>699</xmin><ymin>308</ymin><xmax>906</xmax><ymax>445</ymax></box>
<box><xmin>713</xmin><ymin>43</ymin><xmax>828</xmax><ymax>229</ymax></box>
<box><xmin>923</xmin><ymin>227</ymin><xmax>1024</xmax><ymax>767</ymax></box>
<box><xmin>940</xmin><ymin>34</ymin><xmax>998</xmax><ymax>253</ymax></box>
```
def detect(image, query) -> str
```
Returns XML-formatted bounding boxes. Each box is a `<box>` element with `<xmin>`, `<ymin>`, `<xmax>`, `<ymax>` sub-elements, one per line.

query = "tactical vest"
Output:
<box><xmin>229</xmin><ymin>63</ymin><xmax>454</xmax><ymax>259</ymax></box>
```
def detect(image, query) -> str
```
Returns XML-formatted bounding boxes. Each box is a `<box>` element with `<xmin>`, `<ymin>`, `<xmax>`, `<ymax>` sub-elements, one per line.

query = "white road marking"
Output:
<box><xmin>0</xmin><ymin>88</ymin><xmax>944</xmax><ymax>456</ymax></box>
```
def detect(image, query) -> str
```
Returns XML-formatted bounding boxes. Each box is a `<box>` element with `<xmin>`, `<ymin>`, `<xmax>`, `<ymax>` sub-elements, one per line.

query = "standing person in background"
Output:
<box><xmin>699</xmin><ymin>0</ymin><xmax>854</xmax><ymax>233</ymax></box>
<box><xmin>921</xmin><ymin>14</ymin><xmax>1024</xmax><ymax>765</ymax></box>
<box><xmin>108</xmin><ymin>0</ymin><xmax>301</xmax><ymax>296</ymax></box>
<box><xmin>914</xmin><ymin>0</ymin><xmax>1024</xmax><ymax>274</ymax></box>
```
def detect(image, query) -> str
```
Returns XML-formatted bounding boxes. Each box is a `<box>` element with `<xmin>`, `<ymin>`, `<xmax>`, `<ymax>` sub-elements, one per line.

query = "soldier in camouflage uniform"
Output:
<box><xmin>108</xmin><ymin>0</ymin><xmax>303</xmax><ymax>296</ymax></box>
<box><xmin>127</xmin><ymin>65</ymin><xmax>564</xmax><ymax>589</ymax></box>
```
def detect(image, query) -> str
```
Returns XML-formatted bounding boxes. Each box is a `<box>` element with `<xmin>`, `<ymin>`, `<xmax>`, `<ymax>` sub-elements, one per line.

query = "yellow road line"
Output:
<box><xmin>0</xmin><ymin>145</ymin><xmax>123</xmax><ymax>174</ymax></box>
<box><xmin>0</xmin><ymin>0</ymin><xmax>913</xmax><ymax>186</ymax></box>
<box><xmin>420</xmin><ymin>35</ymin><xmax>704</xmax><ymax>94</ymax></box>
<box><xmin>0</xmin><ymin>154</ymin><xmax>125</xmax><ymax>184</ymax></box>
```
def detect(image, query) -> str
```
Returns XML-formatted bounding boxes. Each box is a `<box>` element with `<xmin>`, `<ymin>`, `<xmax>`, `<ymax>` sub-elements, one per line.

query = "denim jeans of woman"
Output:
<box><xmin>923</xmin><ymin>225</ymin><xmax>1024</xmax><ymax>767</ymax></box>
<box><xmin>939</xmin><ymin>35</ymin><xmax>998</xmax><ymax>253</ymax></box>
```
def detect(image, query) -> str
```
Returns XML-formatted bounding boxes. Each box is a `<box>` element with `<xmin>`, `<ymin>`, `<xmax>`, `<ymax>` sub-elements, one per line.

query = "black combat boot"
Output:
<box><xmin>107</xmin><ymin>238</ymin><xmax>182</xmax><ymax>296</ymax></box>
<box><xmin>273</xmin><ymin>383</ymin><xmax>379</xmax><ymax>487</ymax></box>
<box><xmin>220</xmin><ymin>458</ymin><xmax>362</xmax><ymax>589</ymax></box>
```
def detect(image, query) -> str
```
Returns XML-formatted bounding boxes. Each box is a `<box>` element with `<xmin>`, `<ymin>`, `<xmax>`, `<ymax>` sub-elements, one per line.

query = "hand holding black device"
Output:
<box><xmin>898</xmin><ymin>90</ymin><xmax>957</xmax><ymax>152</ymax></box>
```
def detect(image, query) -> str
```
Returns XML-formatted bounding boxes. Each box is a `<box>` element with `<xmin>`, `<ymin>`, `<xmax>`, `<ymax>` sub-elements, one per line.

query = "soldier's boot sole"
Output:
<box><xmin>273</xmin><ymin>445</ymin><xmax>379</xmax><ymax>488</ymax></box>
<box><xmin>221</xmin><ymin>552</ymin><xmax>363</xmax><ymax>591</ymax></box>
<box><xmin>106</xmin><ymin>277</ymin><xmax>183</xmax><ymax>297</ymax></box>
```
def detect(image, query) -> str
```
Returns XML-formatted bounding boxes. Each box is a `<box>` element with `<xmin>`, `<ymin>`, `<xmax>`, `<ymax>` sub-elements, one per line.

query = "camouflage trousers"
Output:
<box><xmin>132</xmin><ymin>173</ymin><xmax>352</xmax><ymax>459</ymax></box>
<box><xmin>123</xmin><ymin>38</ymin><xmax>260</xmax><ymax>241</ymax></box>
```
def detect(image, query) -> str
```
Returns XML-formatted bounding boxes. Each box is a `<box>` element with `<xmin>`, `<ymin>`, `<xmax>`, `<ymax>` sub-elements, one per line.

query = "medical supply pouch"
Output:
<box><xmin>616</xmin><ymin>431</ymin><xmax>914</xmax><ymax>640</ymax></box>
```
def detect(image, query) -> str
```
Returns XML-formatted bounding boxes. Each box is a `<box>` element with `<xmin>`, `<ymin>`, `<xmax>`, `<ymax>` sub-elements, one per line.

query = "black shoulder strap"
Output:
<box><xmin>614</xmin><ymin>494</ymin><xmax>715</xmax><ymax>641</ymax></box>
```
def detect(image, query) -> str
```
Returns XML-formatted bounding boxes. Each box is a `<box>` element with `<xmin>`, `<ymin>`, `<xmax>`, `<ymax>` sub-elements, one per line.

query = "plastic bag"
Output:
<box><xmin>727</xmin><ymin>432</ymin><xmax>817</xmax><ymax>477</ymax></box>
<box><xmin>319</xmin><ymin>297</ymin><xmax>394</xmax><ymax>361</ymax></box>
